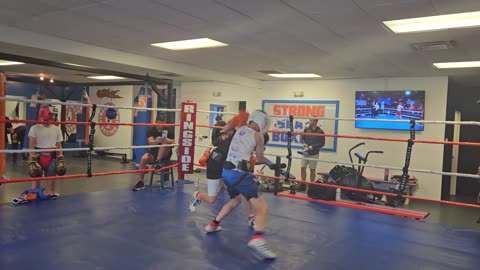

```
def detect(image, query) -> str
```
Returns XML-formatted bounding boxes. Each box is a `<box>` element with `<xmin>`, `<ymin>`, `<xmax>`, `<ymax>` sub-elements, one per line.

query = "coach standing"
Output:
<box><xmin>300</xmin><ymin>117</ymin><xmax>325</xmax><ymax>190</ymax></box>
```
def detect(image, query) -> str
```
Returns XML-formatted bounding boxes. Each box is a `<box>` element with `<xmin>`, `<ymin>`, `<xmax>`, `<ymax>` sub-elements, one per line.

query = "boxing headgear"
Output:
<box><xmin>50</xmin><ymin>107</ymin><xmax>59</xmax><ymax>116</ymax></box>
<box><xmin>39</xmin><ymin>106</ymin><xmax>59</xmax><ymax>122</ymax></box>
<box><xmin>248</xmin><ymin>110</ymin><xmax>271</xmax><ymax>135</ymax></box>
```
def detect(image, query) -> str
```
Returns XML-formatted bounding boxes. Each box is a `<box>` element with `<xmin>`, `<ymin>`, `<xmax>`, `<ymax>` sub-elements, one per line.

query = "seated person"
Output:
<box><xmin>211</xmin><ymin>115</ymin><xmax>226</xmax><ymax>144</ymax></box>
<box><xmin>133</xmin><ymin>115</ymin><xmax>175</xmax><ymax>191</ymax></box>
<box><xmin>5</xmin><ymin>116</ymin><xmax>13</xmax><ymax>143</ymax></box>
<box><xmin>11</xmin><ymin>125</ymin><xmax>27</xmax><ymax>161</ymax></box>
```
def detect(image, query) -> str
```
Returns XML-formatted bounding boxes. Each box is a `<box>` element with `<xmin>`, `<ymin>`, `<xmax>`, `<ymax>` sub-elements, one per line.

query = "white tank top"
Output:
<box><xmin>226</xmin><ymin>125</ymin><xmax>257</xmax><ymax>167</ymax></box>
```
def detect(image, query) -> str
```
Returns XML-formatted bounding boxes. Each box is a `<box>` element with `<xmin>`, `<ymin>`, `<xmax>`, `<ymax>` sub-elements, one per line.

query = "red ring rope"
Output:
<box><xmin>192</xmin><ymin>162</ymin><xmax>479</xmax><ymax>208</ymax></box>
<box><xmin>3</xmin><ymin>110</ymin><xmax>477</xmax><ymax>210</ymax></box>
<box><xmin>0</xmin><ymin>119</ymin><xmax>179</xmax><ymax>127</ymax></box>
<box><xmin>254</xmin><ymin>173</ymin><xmax>480</xmax><ymax>209</ymax></box>
<box><xmin>269</xmin><ymin>130</ymin><xmax>480</xmax><ymax>147</ymax></box>
<box><xmin>4</xmin><ymin>119</ymin><xmax>479</xmax><ymax>147</ymax></box>
<box><xmin>0</xmin><ymin>164</ymin><xmax>178</xmax><ymax>184</ymax></box>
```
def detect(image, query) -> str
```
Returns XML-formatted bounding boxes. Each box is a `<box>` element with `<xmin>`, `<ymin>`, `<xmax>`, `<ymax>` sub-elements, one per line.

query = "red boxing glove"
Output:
<box><xmin>226</xmin><ymin>111</ymin><xmax>249</xmax><ymax>130</ymax></box>
<box><xmin>249</xmin><ymin>155</ymin><xmax>256</xmax><ymax>172</ymax></box>
<box><xmin>199</xmin><ymin>149</ymin><xmax>211</xmax><ymax>167</ymax></box>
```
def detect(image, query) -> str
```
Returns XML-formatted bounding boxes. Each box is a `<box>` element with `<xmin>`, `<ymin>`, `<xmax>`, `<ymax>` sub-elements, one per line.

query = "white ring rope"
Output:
<box><xmin>4</xmin><ymin>96</ymin><xmax>477</xmax><ymax>125</ymax></box>
<box><xmin>0</xmin><ymin>143</ymin><xmax>178</xmax><ymax>154</ymax></box>
<box><xmin>266</xmin><ymin>114</ymin><xmax>480</xmax><ymax>126</ymax></box>
<box><xmin>197</xmin><ymin>108</ymin><xmax>480</xmax><ymax>181</ymax></box>
<box><xmin>0</xmin><ymin>97</ymin><xmax>180</xmax><ymax>112</ymax></box>
<box><xmin>196</xmin><ymin>110</ymin><xmax>237</xmax><ymax>115</ymax></box>
<box><xmin>196</xmin><ymin>143</ymin><xmax>214</xmax><ymax>149</ymax></box>
<box><xmin>6</xmin><ymin>97</ymin><xmax>477</xmax><ymax>179</ymax></box>
<box><xmin>265</xmin><ymin>153</ymin><xmax>480</xmax><ymax>180</ymax></box>
<box><xmin>195</xmin><ymin>107</ymin><xmax>480</xmax><ymax>126</ymax></box>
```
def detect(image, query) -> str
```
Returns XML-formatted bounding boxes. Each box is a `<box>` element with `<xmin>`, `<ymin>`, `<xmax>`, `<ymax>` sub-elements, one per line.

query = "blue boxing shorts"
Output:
<box><xmin>222</xmin><ymin>169</ymin><xmax>259</xmax><ymax>200</ymax></box>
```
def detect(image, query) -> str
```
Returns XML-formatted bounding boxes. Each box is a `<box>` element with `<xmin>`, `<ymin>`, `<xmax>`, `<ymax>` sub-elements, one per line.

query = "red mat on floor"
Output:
<box><xmin>277</xmin><ymin>192</ymin><xmax>429</xmax><ymax>220</ymax></box>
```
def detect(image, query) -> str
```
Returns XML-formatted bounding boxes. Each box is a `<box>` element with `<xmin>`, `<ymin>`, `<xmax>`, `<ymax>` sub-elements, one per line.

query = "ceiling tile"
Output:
<box><xmin>154</xmin><ymin>0</ymin><xmax>250</xmax><ymax>24</ymax></box>
<box><xmin>1</xmin><ymin>0</ymin><xmax>63</xmax><ymax>16</ymax></box>
<box><xmin>2</xmin><ymin>0</ymin><xmax>480</xmax><ymax>86</ymax></box>
<box><xmin>12</xmin><ymin>11</ymin><xmax>144</xmax><ymax>50</ymax></box>
<box><xmin>432</xmin><ymin>0</ymin><xmax>480</xmax><ymax>14</ymax></box>
<box><xmin>36</xmin><ymin>0</ymin><xmax>98</xmax><ymax>9</ymax></box>
<box><xmin>353</xmin><ymin>0</ymin><xmax>422</xmax><ymax>8</ymax></box>
<box><xmin>283</xmin><ymin>0</ymin><xmax>360</xmax><ymax>15</ymax></box>
<box><xmin>106</xmin><ymin>0</ymin><xmax>210</xmax><ymax>34</ymax></box>
<box><xmin>357</xmin><ymin>0</ymin><xmax>436</xmax><ymax>21</ymax></box>
<box><xmin>68</xmin><ymin>3</ymin><xmax>190</xmax><ymax>40</ymax></box>
<box><xmin>0</xmin><ymin>9</ymin><xmax>29</xmax><ymax>25</ymax></box>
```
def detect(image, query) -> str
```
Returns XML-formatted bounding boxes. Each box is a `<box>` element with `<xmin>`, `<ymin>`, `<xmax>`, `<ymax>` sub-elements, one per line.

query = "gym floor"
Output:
<box><xmin>1</xmin><ymin>156</ymin><xmax>479</xmax><ymax>270</ymax></box>
<box><xmin>0</xmin><ymin>154</ymin><xmax>479</xmax><ymax>230</ymax></box>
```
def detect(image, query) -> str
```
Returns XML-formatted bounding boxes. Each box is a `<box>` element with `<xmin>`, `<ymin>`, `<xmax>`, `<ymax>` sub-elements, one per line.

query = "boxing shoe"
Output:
<box><xmin>248</xmin><ymin>238</ymin><xmax>277</xmax><ymax>259</ymax></box>
<box><xmin>248</xmin><ymin>215</ymin><xmax>256</xmax><ymax>228</ymax></box>
<box><xmin>189</xmin><ymin>191</ymin><xmax>201</xmax><ymax>212</ymax></box>
<box><xmin>132</xmin><ymin>181</ymin><xmax>145</xmax><ymax>191</ymax></box>
<box><xmin>205</xmin><ymin>220</ymin><xmax>223</xmax><ymax>233</ymax></box>
<box><xmin>48</xmin><ymin>193</ymin><xmax>60</xmax><ymax>200</ymax></box>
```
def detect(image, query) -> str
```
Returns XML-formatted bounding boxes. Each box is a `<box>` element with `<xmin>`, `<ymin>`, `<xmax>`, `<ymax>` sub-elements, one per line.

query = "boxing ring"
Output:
<box><xmin>1</xmin><ymin>186</ymin><xmax>479</xmax><ymax>270</ymax></box>
<box><xmin>1</xmin><ymin>93</ymin><xmax>480</xmax><ymax>269</ymax></box>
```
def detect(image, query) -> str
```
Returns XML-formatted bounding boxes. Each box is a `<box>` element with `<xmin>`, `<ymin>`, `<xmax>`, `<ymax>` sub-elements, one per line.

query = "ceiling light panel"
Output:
<box><xmin>268</xmin><ymin>73</ymin><xmax>322</xmax><ymax>78</ymax></box>
<box><xmin>63</xmin><ymin>62</ymin><xmax>93</xmax><ymax>68</ymax></box>
<box><xmin>433</xmin><ymin>61</ymin><xmax>480</xmax><ymax>69</ymax></box>
<box><xmin>384</xmin><ymin>11</ymin><xmax>480</xmax><ymax>33</ymax></box>
<box><xmin>88</xmin><ymin>75</ymin><xmax>127</xmax><ymax>80</ymax></box>
<box><xmin>0</xmin><ymin>60</ymin><xmax>24</xmax><ymax>66</ymax></box>
<box><xmin>151</xmin><ymin>38</ymin><xmax>228</xmax><ymax>50</ymax></box>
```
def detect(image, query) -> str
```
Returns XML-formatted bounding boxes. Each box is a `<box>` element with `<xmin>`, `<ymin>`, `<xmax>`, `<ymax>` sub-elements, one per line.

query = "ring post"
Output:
<box><xmin>286</xmin><ymin>115</ymin><xmax>294</xmax><ymax>193</ymax></box>
<box><xmin>273</xmin><ymin>156</ymin><xmax>282</xmax><ymax>195</ymax></box>
<box><xmin>86</xmin><ymin>104</ymin><xmax>97</xmax><ymax>177</ymax></box>
<box><xmin>388</xmin><ymin>119</ymin><xmax>416</xmax><ymax>206</ymax></box>
<box><xmin>0</xmin><ymin>72</ymin><xmax>6</xmax><ymax>179</ymax></box>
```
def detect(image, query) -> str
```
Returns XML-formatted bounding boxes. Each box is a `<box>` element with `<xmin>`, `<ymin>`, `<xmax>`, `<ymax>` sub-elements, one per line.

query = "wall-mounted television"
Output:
<box><xmin>355</xmin><ymin>90</ymin><xmax>425</xmax><ymax>131</ymax></box>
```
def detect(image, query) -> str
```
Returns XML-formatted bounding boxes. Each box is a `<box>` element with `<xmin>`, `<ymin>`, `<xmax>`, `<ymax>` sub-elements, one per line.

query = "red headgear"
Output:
<box><xmin>39</xmin><ymin>105</ymin><xmax>59</xmax><ymax>122</ymax></box>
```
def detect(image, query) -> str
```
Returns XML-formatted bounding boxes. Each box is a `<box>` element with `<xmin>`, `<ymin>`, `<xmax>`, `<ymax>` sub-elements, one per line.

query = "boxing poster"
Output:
<box><xmin>138</xmin><ymin>95</ymin><xmax>147</xmax><ymax>112</ymax></box>
<box><xmin>65</xmin><ymin>104</ymin><xmax>77</xmax><ymax>134</ymax></box>
<box><xmin>30</xmin><ymin>94</ymin><xmax>38</xmax><ymax>108</ymax></box>
<box><xmin>262</xmin><ymin>100</ymin><xmax>339</xmax><ymax>152</ymax></box>
<box><xmin>98</xmin><ymin>102</ymin><xmax>120</xmax><ymax>137</ymax></box>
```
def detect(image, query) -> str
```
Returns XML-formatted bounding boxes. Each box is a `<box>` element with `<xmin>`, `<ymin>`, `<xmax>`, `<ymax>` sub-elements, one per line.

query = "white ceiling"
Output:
<box><xmin>0</xmin><ymin>0</ymin><xmax>480</xmax><ymax>86</ymax></box>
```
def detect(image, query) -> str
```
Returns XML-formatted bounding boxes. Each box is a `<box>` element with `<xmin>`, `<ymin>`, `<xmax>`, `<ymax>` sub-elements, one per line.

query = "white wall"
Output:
<box><xmin>89</xmin><ymin>86</ymin><xmax>134</xmax><ymax>159</ymax></box>
<box><xmin>181</xmin><ymin>77</ymin><xmax>448</xmax><ymax>200</ymax></box>
<box><xmin>261</xmin><ymin>77</ymin><xmax>448</xmax><ymax>200</ymax></box>
<box><xmin>180</xmin><ymin>81</ymin><xmax>263</xmax><ymax>163</ymax></box>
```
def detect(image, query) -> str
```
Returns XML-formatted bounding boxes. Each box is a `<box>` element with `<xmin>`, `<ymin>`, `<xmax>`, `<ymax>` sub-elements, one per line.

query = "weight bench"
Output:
<box><xmin>96</xmin><ymin>150</ymin><xmax>129</xmax><ymax>163</ymax></box>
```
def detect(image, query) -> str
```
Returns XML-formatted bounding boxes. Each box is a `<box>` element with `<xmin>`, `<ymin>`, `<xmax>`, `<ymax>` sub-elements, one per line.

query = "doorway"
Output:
<box><xmin>455</xmin><ymin>111</ymin><xmax>480</xmax><ymax>199</ymax></box>
<box><xmin>210</xmin><ymin>104</ymin><xmax>225</xmax><ymax>125</ymax></box>
<box><xmin>209</xmin><ymin>104</ymin><xmax>225</xmax><ymax>138</ymax></box>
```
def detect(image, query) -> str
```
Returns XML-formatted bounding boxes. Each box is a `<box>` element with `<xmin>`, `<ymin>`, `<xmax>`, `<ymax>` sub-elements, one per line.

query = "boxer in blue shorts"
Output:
<box><xmin>190</xmin><ymin>129</ymin><xmax>256</xmax><ymax>227</ymax></box>
<box><xmin>204</xmin><ymin>110</ymin><xmax>277</xmax><ymax>259</ymax></box>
